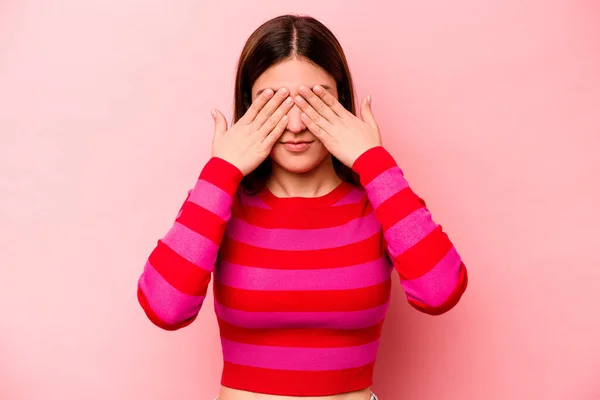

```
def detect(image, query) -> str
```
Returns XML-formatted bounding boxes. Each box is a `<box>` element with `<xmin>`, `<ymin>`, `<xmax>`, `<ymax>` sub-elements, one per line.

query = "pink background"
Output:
<box><xmin>1</xmin><ymin>1</ymin><xmax>599</xmax><ymax>399</ymax></box>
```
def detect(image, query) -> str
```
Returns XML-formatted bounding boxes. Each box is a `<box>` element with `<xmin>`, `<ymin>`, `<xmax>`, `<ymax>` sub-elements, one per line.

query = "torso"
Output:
<box><xmin>210</xmin><ymin>183</ymin><xmax>392</xmax><ymax>398</ymax></box>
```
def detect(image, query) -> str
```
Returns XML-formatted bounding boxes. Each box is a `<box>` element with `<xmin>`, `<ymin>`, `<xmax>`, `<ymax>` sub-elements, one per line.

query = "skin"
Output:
<box><xmin>212</xmin><ymin>57</ymin><xmax>382</xmax><ymax>400</ymax></box>
<box><xmin>254</xmin><ymin>57</ymin><xmax>342</xmax><ymax>198</ymax></box>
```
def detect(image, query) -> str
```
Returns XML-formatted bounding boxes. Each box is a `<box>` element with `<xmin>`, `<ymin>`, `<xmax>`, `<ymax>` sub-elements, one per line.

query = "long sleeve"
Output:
<box><xmin>352</xmin><ymin>146</ymin><xmax>468</xmax><ymax>315</ymax></box>
<box><xmin>137</xmin><ymin>157</ymin><xmax>243</xmax><ymax>330</ymax></box>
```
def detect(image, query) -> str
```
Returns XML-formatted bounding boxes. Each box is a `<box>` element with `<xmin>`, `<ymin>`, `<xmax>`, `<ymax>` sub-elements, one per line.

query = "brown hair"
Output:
<box><xmin>233</xmin><ymin>14</ymin><xmax>360</xmax><ymax>194</ymax></box>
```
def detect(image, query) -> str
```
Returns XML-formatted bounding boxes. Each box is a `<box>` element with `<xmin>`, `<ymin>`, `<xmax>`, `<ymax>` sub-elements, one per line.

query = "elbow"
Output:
<box><xmin>137</xmin><ymin>286</ymin><xmax>199</xmax><ymax>331</ymax></box>
<box><xmin>407</xmin><ymin>264</ymin><xmax>468</xmax><ymax>316</ymax></box>
<box><xmin>408</xmin><ymin>291</ymin><xmax>465</xmax><ymax>316</ymax></box>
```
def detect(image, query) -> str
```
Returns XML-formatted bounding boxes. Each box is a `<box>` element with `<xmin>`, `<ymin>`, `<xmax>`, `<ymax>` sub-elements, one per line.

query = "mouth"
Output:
<box><xmin>280</xmin><ymin>140</ymin><xmax>314</xmax><ymax>152</ymax></box>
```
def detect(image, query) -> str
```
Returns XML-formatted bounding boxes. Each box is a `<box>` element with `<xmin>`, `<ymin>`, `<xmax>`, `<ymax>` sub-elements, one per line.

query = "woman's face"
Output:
<box><xmin>251</xmin><ymin>58</ymin><xmax>338</xmax><ymax>175</ymax></box>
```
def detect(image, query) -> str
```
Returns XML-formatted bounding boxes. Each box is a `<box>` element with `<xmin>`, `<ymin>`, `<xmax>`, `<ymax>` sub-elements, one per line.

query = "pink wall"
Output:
<box><xmin>1</xmin><ymin>1</ymin><xmax>599</xmax><ymax>399</ymax></box>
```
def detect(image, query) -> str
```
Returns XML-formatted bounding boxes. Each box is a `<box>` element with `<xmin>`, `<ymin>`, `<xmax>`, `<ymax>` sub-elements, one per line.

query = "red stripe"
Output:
<box><xmin>352</xmin><ymin>146</ymin><xmax>397</xmax><ymax>186</ymax></box>
<box><xmin>217</xmin><ymin>319</ymin><xmax>384</xmax><ymax>348</ymax></box>
<box><xmin>148</xmin><ymin>241</ymin><xmax>212</xmax><ymax>296</ymax></box>
<box><xmin>408</xmin><ymin>263</ymin><xmax>468</xmax><ymax>315</ymax></box>
<box><xmin>375</xmin><ymin>187</ymin><xmax>424</xmax><ymax>230</ymax></box>
<box><xmin>199</xmin><ymin>157</ymin><xmax>243</xmax><ymax>195</ymax></box>
<box><xmin>232</xmin><ymin>197</ymin><xmax>372</xmax><ymax>229</ymax></box>
<box><xmin>392</xmin><ymin>225</ymin><xmax>453</xmax><ymax>280</ymax></box>
<box><xmin>137</xmin><ymin>286</ymin><xmax>196</xmax><ymax>331</ymax></box>
<box><xmin>214</xmin><ymin>278</ymin><xmax>391</xmax><ymax>312</ymax></box>
<box><xmin>176</xmin><ymin>201</ymin><xmax>226</xmax><ymax>245</ymax></box>
<box><xmin>220</xmin><ymin>231</ymin><xmax>384</xmax><ymax>270</ymax></box>
<box><xmin>221</xmin><ymin>361</ymin><xmax>374</xmax><ymax>396</ymax></box>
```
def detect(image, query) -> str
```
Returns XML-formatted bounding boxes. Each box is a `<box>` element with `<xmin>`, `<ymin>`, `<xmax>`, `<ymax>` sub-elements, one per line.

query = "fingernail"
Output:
<box><xmin>299</xmin><ymin>85</ymin><xmax>309</xmax><ymax>94</ymax></box>
<box><xmin>210</xmin><ymin>109</ymin><xmax>216</xmax><ymax>118</ymax></box>
<box><xmin>279</xmin><ymin>87</ymin><xmax>289</xmax><ymax>96</ymax></box>
<box><xmin>313</xmin><ymin>85</ymin><xmax>323</xmax><ymax>94</ymax></box>
<box><xmin>295</xmin><ymin>95</ymin><xmax>304</xmax><ymax>104</ymax></box>
<box><xmin>264</xmin><ymin>89</ymin><xmax>274</xmax><ymax>98</ymax></box>
<box><xmin>285</xmin><ymin>97</ymin><xmax>293</xmax><ymax>105</ymax></box>
<box><xmin>367</xmin><ymin>95</ymin><xmax>372</xmax><ymax>104</ymax></box>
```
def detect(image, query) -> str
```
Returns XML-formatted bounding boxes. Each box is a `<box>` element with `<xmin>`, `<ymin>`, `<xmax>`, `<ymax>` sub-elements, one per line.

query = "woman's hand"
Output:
<box><xmin>211</xmin><ymin>87</ymin><xmax>294</xmax><ymax>176</ymax></box>
<box><xmin>294</xmin><ymin>85</ymin><xmax>382</xmax><ymax>168</ymax></box>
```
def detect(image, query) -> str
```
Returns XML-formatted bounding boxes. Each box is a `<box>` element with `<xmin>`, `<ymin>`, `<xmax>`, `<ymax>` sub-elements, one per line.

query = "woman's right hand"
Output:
<box><xmin>210</xmin><ymin>87</ymin><xmax>294</xmax><ymax>176</ymax></box>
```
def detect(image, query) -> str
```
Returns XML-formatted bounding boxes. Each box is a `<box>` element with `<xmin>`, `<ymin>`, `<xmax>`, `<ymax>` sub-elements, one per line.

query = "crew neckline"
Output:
<box><xmin>258</xmin><ymin>181</ymin><xmax>354</xmax><ymax>209</ymax></box>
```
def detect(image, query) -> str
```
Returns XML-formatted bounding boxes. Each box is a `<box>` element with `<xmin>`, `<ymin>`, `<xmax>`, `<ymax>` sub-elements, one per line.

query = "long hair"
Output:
<box><xmin>233</xmin><ymin>14</ymin><xmax>360</xmax><ymax>194</ymax></box>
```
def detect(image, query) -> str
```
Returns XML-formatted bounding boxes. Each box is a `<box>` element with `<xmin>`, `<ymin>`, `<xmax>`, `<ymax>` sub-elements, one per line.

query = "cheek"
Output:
<box><xmin>313</xmin><ymin>140</ymin><xmax>329</xmax><ymax>156</ymax></box>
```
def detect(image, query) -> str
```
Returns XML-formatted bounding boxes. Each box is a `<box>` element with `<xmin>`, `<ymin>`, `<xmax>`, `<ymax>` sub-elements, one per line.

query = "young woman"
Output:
<box><xmin>137</xmin><ymin>14</ymin><xmax>468</xmax><ymax>400</ymax></box>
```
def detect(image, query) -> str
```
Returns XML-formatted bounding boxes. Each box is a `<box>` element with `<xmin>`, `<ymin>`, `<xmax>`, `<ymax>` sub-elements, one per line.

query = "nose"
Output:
<box><xmin>285</xmin><ymin>104</ymin><xmax>307</xmax><ymax>133</ymax></box>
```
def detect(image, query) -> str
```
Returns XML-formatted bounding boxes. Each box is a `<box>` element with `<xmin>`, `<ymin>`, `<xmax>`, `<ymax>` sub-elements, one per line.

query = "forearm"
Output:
<box><xmin>352</xmin><ymin>146</ymin><xmax>468</xmax><ymax>315</ymax></box>
<box><xmin>137</xmin><ymin>157</ymin><xmax>243</xmax><ymax>329</ymax></box>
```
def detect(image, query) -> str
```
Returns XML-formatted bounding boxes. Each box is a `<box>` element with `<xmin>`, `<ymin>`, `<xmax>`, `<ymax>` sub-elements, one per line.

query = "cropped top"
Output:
<box><xmin>137</xmin><ymin>146</ymin><xmax>468</xmax><ymax>396</ymax></box>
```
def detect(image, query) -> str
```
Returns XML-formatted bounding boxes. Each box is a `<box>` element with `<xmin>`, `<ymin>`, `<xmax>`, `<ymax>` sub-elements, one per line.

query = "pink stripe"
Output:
<box><xmin>401</xmin><ymin>246</ymin><xmax>462</xmax><ymax>307</ymax></box>
<box><xmin>188</xmin><ymin>179</ymin><xmax>233</xmax><ymax>220</ymax></box>
<box><xmin>385</xmin><ymin>208</ymin><xmax>438</xmax><ymax>259</ymax></box>
<box><xmin>332</xmin><ymin>187</ymin><xmax>366</xmax><ymax>206</ymax></box>
<box><xmin>138</xmin><ymin>261</ymin><xmax>205</xmax><ymax>324</ymax></box>
<box><xmin>221</xmin><ymin>338</ymin><xmax>380</xmax><ymax>371</ymax></box>
<box><xmin>215</xmin><ymin>301</ymin><xmax>389</xmax><ymax>330</ymax></box>
<box><xmin>364</xmin><ymin>166</ymin><xmax>409</xmax><ymax>209</ymax></box>
<box><xmin>215</xmin><ymin>257</ymin><xmax>393</xmax><ymax>291</ymax></box>
<box><xmin>162</xmin><ymin>222</ymin><xmax>218</xmax><ymax>271</ymax></box>
<box><xmin>224</xmin><ymin>214</ymin><xmax>381</xmax><ymax>251</ymax></box>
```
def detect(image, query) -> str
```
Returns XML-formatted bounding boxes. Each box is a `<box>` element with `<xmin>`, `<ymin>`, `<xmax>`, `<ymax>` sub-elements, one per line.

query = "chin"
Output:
<box><xmin>270</xmin><ymin>145</ymin><xmax>330</xmax><ymax>175</ymax></box>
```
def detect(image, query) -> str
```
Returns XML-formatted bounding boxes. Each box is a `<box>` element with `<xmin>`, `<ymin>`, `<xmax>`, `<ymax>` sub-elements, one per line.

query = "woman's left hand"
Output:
<box><xmin>294</xmin><ymin>84</ymin><xmax>383</xmax><ymax>168</ymax></box>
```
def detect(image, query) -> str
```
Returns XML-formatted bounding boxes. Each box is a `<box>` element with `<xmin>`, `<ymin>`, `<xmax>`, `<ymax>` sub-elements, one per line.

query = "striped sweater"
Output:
<box><xmin>137</xmin><ymin>146</ymin><xmax>468</xmax><ymax>396</ymax></box>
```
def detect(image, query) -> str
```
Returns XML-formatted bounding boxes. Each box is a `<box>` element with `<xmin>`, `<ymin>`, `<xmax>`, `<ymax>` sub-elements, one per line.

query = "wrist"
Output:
<box><xmin>199</xmin><ymin>157</ymin><xmax>244</xmax><ymax>196</ymax></box>
<box><xmin>352</xmin><ymin>146</ymin><xmax>400</xmax><ymax>186</ymax></box>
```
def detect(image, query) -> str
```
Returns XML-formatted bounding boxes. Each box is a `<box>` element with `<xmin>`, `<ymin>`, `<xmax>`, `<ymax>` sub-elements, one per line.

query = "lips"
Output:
<box><xmin>281</xmin><ymin>141</ymin><xmax>314</xmax><ymax>152</ymax></box>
